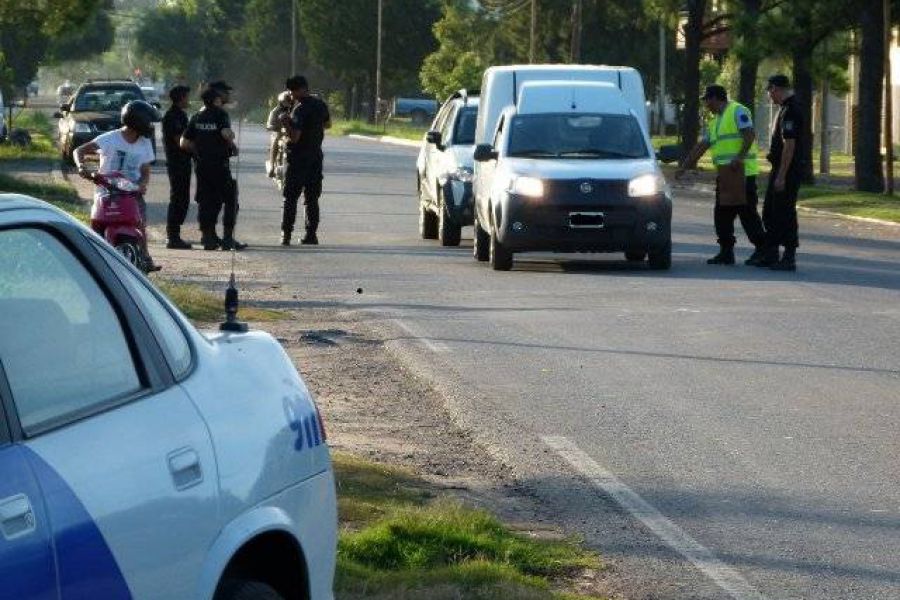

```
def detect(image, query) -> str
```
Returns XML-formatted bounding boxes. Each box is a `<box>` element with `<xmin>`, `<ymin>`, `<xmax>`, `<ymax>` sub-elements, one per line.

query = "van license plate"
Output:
<box><xmin>568</xmin><ymin>212</ymin><xmax>605</xmax><ymax>228</ymax></box>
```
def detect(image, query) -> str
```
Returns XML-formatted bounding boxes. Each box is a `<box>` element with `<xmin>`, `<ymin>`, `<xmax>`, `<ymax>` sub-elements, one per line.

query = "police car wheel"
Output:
<box><xmin>473</xmin><ymin>216</ymin><xmax>490</xmax><ymax>261</ymax></box>
<box><xmin>438</xmin><ymin>193</ymin><xmax>461</xmax><ymax>247</ymax></box>
<box><xmin>215</xmin><ymin>579</ymin><xmax>284</xmax><ymax>600</ymax></box>
<box><xmin>489</xmin><ymin>227</ymin><xmax>513</xmax><ymax>271</ymax></box>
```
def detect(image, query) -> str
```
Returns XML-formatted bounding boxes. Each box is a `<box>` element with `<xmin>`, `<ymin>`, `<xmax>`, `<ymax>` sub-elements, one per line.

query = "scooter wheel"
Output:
<box><xmin>116</xmin><ymin>241</ymin><xmax>142</xmax><ymax>269</ymax></box>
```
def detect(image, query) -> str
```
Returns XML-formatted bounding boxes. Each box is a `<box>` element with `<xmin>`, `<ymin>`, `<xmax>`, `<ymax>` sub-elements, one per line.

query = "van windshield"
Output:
<box><xmin>507</xmin><ymin>113</ymin><xmax>648</xmax><ymax>159</ymax></box>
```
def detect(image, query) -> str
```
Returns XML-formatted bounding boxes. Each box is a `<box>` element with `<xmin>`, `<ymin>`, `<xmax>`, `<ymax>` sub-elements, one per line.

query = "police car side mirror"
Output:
<box><xmin>474</xmin><ymin>144</ymin><xmax>498</xmax><ymax>162</ymax></box>
<box><xmin>426</xmin><ymin>130</ymin><xmax>442</xmax><ymax>145</ymax></box>
<box><xmin>53</xmin><ymin>111</ymin><xmax>63</xmax><ymax>119</ymax></box>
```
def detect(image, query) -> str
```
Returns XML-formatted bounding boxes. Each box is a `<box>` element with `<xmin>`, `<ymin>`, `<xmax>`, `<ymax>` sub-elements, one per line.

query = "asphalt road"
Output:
<box><xmin>147</xmin><ymin>126</ymin><xmax>900</xmax><ymax>600</ymax></box>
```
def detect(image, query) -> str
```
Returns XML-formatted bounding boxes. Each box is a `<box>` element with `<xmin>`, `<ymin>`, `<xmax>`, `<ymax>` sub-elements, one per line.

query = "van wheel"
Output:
<box><xmin>438</xmin><ymin>192</ymin><xmax>461</xmax><ymax>247</ymax></box>
<box><xmin>473</xmin><ymin>216</ymin><xmax>490</xmax><ymax>262</ymax></box>
<box><xmin>625</xmin><ymin>251</ymin><xmax>646</xmax><ymax>262</ymax></box>
<box><xmin>489</xmin><ymin>227</ymin><xmax>513</xmax><ymax>271</ymax></box>
<box><xmin>419</xmin><ymin>203</ymin><xmax>438</xmax><ymax>240</ymax></box>
<box><xmin>214</xmin><ymin>579</ymin><xmax>284</xmax><ymax>600</ymax></box>
<box><xmin>648</xmin><ymin>241</ymin><xmax>671</xmax><ymax>270</ymax></box>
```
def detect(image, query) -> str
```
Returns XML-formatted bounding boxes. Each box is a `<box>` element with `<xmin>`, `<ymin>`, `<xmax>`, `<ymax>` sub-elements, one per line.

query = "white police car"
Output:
<box><xmin>0</xmin><ymin>195</ymin><xmax>337</xmax><ymax>599</ymax></box>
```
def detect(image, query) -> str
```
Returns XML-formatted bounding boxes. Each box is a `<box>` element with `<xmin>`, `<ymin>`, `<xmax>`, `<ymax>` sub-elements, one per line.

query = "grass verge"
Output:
<box><xmin>0</xmin><ymin>110</ymin><xmax>58</xmax><ymax>161</ymax></box>
<box><xmin>330</xmin><ymin>118</ymin><xmax>426</xmax><ymax>142</ymax></box>
<box><xmin>798</xmin><ymin>186</ymin><xmax>900</xmax><ymax>223</ymax></box>
<box><xmin>151</xmin><ymin>279</ymin><xmax>287</xmax><ymax>323</ymax></box>
<box><xmin>0</xmin><ymin>172</ymin><xmax>88</xmax><ymax>222</ymax></box>
<box><xmin>333</xmin><ymin>453</ymin><xmax>605</xmax><ymax>599</ymax></box>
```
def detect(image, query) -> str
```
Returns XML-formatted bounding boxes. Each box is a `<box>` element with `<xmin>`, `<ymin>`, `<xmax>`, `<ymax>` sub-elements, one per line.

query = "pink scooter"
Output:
<box><xmin>87</xmin><ymin>171</ymin><xmax>154</xmax><ymax>272</ymax></box>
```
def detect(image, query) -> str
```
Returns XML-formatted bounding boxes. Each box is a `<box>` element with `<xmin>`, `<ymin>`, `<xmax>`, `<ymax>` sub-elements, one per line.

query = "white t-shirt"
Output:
<box><xmin>93</xmin><ymin>130</ymin><xmax>155</xmax><ymax>199</ymax></box>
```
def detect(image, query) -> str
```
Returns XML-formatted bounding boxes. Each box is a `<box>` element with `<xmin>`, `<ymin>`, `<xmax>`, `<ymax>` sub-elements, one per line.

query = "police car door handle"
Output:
<box><xmin>0</xmin><ymin>494</ymin><xmax>36</xmax><ymax>540</ymax></box>
<box><xmin>167</xmin><ymin>447</ymin><xmax>203</xmax><ymax>491</ymax></box>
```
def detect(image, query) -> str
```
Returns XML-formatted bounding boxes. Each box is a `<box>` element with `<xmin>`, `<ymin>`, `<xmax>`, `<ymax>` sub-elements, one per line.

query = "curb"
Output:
<box><xmin>347</xmin><ymin>133</ymin><xmax>420</xmax><ymax>149</ymax></box>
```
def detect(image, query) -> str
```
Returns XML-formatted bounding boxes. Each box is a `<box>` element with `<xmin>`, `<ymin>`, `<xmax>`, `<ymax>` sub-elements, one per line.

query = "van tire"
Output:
<box><xmin>489</xmin><ymin>227</ymin><xmax>513</xmax><ymax>271</ymax></box>
<box><xmin>214</xmin><ymin>579</ymin><xmax>284</xmax><ymax>600</ymax></box>
<box><xmin>473</xmin><ymin>217</ymin><xmax>490</xmax><ymax>262</ymax></box>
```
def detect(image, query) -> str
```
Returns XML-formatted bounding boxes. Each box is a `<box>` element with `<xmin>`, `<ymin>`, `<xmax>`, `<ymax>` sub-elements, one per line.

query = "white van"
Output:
<box><xmin>471</xmin><ymin>80</ymin><xmax>671</xmax><ymax>271</ymax></box>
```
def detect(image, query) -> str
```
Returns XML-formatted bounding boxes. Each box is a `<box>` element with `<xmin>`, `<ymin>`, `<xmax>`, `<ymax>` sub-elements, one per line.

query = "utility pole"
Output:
<box><xmin>291</xmin><ymin>0</ymin><xmax>297</xmax><ymax>75</ymax></box>
<box><xmin>659</xmin><ymin>21</ymin><xmax>666</xmax><ymax>136</ymax></box>
<box><xmin>376</xmin><ymin>0</ymin><xmax>383</xmax><ymax>124</ymax></box>
<box><xmin>570</xmin><ymin>0</ymin><xmax>582</xmax><ymax>63</ymax></box>
<box><xmin>885</xmin><ymin>0</ymin><xmax>894</xmax><ymax>195</ymax></box>
<box><xmin>530</xmin><ymin>0</ymin><xmax>537</xmax><ymax>64</ymax></box>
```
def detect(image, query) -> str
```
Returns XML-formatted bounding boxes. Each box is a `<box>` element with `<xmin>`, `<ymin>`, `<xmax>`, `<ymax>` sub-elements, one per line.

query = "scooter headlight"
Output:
<box><xmin>509</xmin><ymin>176</ymin><xmax>544</xmax><ymax>198</ymax></box>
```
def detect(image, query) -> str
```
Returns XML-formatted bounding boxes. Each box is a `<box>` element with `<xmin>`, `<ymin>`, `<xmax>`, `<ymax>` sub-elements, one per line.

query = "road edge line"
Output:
<box><xmin>542</xmin><ymin>435</ymin><xmax>769</xmax><ymax>600</ymax></box>
<box><xmin>346</xmin><ymin>133</ymin><xmax>421</xmax><ymax>148</ymax></box>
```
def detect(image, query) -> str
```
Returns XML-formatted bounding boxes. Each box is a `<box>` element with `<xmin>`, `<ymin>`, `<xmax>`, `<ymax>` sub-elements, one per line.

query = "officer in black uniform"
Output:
<box><xmin>180</xmin><ymin>87</ymin><xmax>245</xmax><ymax>251</ymax></box>
<box><xmin>279</xmin><ymin>75</ymin><xmax>331</xmax><ymax>246</ymax></box>
<box><xmin>162</xmin><ymin>85</ymin><xmax>193</xmax><ymax>249</ymax></box>
<box><xmin>760</xmin><ymin>74</ymin><xmax>803</xmax><ymax>271</ymax></box>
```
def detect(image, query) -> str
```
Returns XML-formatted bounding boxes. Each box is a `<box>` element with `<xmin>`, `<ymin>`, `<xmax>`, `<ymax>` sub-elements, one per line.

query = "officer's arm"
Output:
<box><xmin>777</xmin><ymin>139</ymin><xmax>795</xmax><ymax>181</ymax></box>
<box><xmin>179</xmin><ymin>136</ymin><xmax>194</xmax><ymax>154</ymax></box>
<box><xmin>738</xmin><ymin>128</ymin><xmax>754</xmax><ymax>160</ymax></box>
<box><xmin>678</xmin><ymin>141</ymin><xmax>710</xmax><ymax>171</ymax></box>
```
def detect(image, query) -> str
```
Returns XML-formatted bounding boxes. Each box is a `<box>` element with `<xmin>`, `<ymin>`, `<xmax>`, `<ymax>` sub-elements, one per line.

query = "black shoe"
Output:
<box><xmin>221</xmin><ymin>237</ymin><xmax>247</xmax><ymax>251</ymax></box>
<box><xmin>201</xmin><ymin>236</ymin><xmax>221</xmax><ymax>251</ymax></box>
<box><xmin>281</xmin><ymin>233</ymin><xmax>291</xmax><ymax>247</ymax></box>
<box><xmin>744</xmin><ymin>249</ymin><xmax>764</xmax><ymax>266</ymax></box>
<box><xmin>754</xmin><ymin>249</ymin><xmax>779</xmax><ymax>268</ymax></box>
<box><xmin>770</xmin><ymin>256</ymin><xmax>796</xmax><ymax>271</ymax></box>
<box><xmin>707</xmin><ymin>249</ymin><xmax>735</xmax><ymax>265</ymax></box>
<box><xmin>166</xmin><ymin>237</ymin><xmax>193</xmax><ymax>250</ymax></box>
<box><xmin>300</xmin><ymin>233</ymin><xmax>319</xmax><ymax>245</ymax></box>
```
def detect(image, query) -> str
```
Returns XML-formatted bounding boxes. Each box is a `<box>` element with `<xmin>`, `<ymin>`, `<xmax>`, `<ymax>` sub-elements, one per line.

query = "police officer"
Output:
<box><xmin>677</xmin><ymin>85</ymin><xmax>766</xmax><ymax>265</ymax></box>
<box><xmin>279</xmin><ymin>75</ymin><xmax>331</xmax><ymax>246</ymax></box>
<box><xmin>759</xmin><ymin>74</ymin><xmax>803</xmax><ymax>271</ymax></box>
<box><xmin>180</xmin><ymin>87</ymin><xmax>245</xmax><ymax>251</ymax></box>
<box><xmin>162</xmin><ymin>85</ymin><xmax>193</xmax><ymax>249</ymax></box>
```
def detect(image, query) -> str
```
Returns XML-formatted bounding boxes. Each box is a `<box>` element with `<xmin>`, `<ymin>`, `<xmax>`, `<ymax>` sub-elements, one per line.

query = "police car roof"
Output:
<box><xmin>516</xmin><ymin>81</ymin><xmax>629</xmax><ymax>115</ymax></box>
<box><xmin>0</xmin><ymin>194</ymin><xmax>75</xmax><ymax>220</ymax></box>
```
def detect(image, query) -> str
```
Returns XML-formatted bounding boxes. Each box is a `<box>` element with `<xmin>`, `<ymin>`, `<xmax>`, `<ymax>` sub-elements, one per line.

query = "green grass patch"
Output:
<box><xmin>0</xmin><ymin>172</ymin><xmax>88</xmax><ymax>222</ymax></box>
<box><xmin>798</xmin><ymin>185</ymin><xmax>900</xmax><ymax>223</ymax></box>
<box><xmin>332</xmin><ymin>453</ymin><xmax>604</xmax><ymax>599</ymax></box>
<box><xmin>152</xmin><ymin>279</ymin><xmax>288</xmax><ymax>323</ymax></box>
<box><xmin>330</xmin><ymin>118</ymin><xmax>426</xmax><ymax>142</ymax></box>
<box><xmin>0</xmin><ymin>110</ymin><xmax>58</xmax><ymax>161</ymax></box>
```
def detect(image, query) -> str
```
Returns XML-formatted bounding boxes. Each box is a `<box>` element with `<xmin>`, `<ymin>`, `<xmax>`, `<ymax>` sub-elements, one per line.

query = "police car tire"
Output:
<box><xmin>648</xmin><ymin>241</ymin><xmax>671</xmax><ymax>270</ymax></box>
<box><xmin>489</xmin><ymin>227</ymin><xmax>513</xmax><ymax>271</ymax></box>
<box><xmin>438</xmin><ymin>195</ymin><xmax>461</xmax><ymax>247</ymax></box>
<box><xmin>215</xmin><ymin>579</ymin><xmax>285</xmax><ymax>600</ymax></box>
<box><xmin>420</xmin><ymin>203</ymin><xmax>438</xmax><ymax>240</ymax></box>
<box><xmin>473</xmin><ymin>217</ymin><xmax>489</xmax><ymax>261</ymax></box>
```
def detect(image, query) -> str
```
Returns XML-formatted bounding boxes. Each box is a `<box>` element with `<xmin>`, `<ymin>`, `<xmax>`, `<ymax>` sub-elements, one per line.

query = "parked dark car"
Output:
<box><xmin>392</xmin><ymin>97</ymin><xmax>439</xmax><ymax>125</ymax></box>
<box><xmin>55</xmin><ymin>80</ymin><xmax>152</xmax><ymax>164</ymax></box>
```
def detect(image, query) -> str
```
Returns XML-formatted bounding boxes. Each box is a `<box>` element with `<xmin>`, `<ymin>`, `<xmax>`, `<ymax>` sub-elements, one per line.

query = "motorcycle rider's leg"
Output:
<box><xmin>137</xmin><ymin>195</ymin><xmax>161</xmax><ymax>271</ymax></box>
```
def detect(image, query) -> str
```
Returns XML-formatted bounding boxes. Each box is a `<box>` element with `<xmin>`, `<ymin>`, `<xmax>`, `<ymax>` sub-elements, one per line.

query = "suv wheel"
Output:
<box><xmin>473</xmin><ymin>216</ymin><xmax>489</xmax><ymax>262</ymax></box>
<box><xmin>648</xmin><ymin>240</ymin><xmax>672</xmax><ymax>270</ymax></box>
<box><xmin>489</xmin><ymin>227</ymin><xmax>513</xmax><ymax>271</ymax></box>
<box><xmin>419</xmin><ymin>202</ymin><xmax>438</xmax><ymax>240</ymax></box>
<box><xmin>438</xmin><ymin>191</ymin><xmax>461</xmax><ymax>247</ymax></box>
<box><xmin>214</xmin><ymin>579</ymin><xmax>284</xmax><ymax>600</ymax></box>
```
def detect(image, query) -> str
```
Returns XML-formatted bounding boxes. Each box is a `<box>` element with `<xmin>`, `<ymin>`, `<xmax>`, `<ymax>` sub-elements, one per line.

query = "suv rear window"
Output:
<box><xmin>73</xmin><ymin>86</ymin><xmax>143</xmax><ymax>112</ymax></box>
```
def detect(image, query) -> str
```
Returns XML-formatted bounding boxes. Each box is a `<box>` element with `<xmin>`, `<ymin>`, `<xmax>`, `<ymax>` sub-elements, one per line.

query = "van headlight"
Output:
<box><xmin>448</xmin><ymin>166</ymin><xmax>473</xmax><ymax>183</ymax></box>
<box><xmin>628</xmin><ymin>174</ymin><xmax>662</xmax><ymax>197</ymax></box>
<box><xmin>509</xmin><ymin>176</ymin><xmax>544</xmax><ymax>198</ymax></box>
<box><xmin>73</xmin><ymin>122</ymin><xmax>94</xmax><ymax>134</ymax></box>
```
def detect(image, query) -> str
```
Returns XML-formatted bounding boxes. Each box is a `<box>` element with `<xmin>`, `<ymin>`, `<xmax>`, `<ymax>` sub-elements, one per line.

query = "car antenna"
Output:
<box><xmin>221</xmin><ymin>107</ymin><xmax>248</xmax><ymax>333</ymax></box>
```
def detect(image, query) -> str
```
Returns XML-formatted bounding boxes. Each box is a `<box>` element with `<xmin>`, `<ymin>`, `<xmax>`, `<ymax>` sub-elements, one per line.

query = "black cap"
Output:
<box><xmin>209</xmin><ymin>80</ymin><xmax>233</xmax><ymax>92</ymax></box>
<box><xmin>201</xmin><ymin>87</ymin><xmax>221</xmax><ymax>106</ymax></box>
<box><xmin>701</xmin><ymin>85</ymin><xmax>727</xmax><ymax>101</ymax></box>
<box><xmin>766</xmin><ymin>74</ymin><xmax>791</xmax><ymax>90</ymax></box>
<box><xmin>169</xmin><ymin>85</ymin><xmax>190</xmax><ymax>103</ymax></box>
<box><xmin>285</xmin><ymin>75</ymin><xmax>309</xmax><ymax>91</ymax></box>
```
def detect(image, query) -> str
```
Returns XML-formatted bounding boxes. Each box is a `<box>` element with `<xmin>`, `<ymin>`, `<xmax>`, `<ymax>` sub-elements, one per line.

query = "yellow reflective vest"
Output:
<box><xmin>707</xmin><ymin>101</ymin><xmax>759</xmax><ymax>176</ymax></box>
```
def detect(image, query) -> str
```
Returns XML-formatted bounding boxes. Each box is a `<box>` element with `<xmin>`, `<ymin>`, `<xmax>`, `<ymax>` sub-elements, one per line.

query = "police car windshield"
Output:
<box><xmin>508</xmin><ymin>113</ymin><xmax>648</xmax><ymax>159</ymax></box>
<box><xmin>73</xmin><ymin>88</ymin><xmax>143</xmax><ymax>112</ymax></box>
<box><xmin>454</xmin><ymin>107</ymin><xmax>478</xmax><ymax>145</ymax></box>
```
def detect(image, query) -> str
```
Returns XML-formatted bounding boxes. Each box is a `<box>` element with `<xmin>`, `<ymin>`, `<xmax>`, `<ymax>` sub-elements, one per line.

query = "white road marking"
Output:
<box><xmin>390</xmin><ymin>318</ymin><xmax>450</xmax><ymax>353</ymax></box>
<box><xmin>542</xmin><ymin>436</ymin><xmax>768</xmax><ymax>600</ymax></box>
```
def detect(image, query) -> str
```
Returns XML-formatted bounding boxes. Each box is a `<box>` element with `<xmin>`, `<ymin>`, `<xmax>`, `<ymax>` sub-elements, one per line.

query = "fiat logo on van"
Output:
<box><xmin>579</xmin><ymin>182</ymin><xmax>593</xmax><ymax>194</ymax></box>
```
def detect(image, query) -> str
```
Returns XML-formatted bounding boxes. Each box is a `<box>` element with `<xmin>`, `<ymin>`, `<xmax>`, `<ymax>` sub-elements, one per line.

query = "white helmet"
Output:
<box><xmin>278</xmin><ymin>91</ymin><xmax>292</xmax><ymax>106</ymax></box>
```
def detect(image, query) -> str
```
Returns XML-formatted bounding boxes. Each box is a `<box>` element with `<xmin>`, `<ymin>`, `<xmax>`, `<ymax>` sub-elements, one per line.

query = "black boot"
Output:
<box><xmin>200</xmin><ymin>229</ymin><xmax>221</xmax><ymax>251</ymax></box>
<box><xmin>770</xmin><ymin>247</ymin><xmax>796</xmax><ymax>271</ymax></box>
<box><xmin>744</xmin><ymin>247</ymin><xmax>765</xmax><ymax>266</ymax></box>
<box><xmin>707</xmin><ymin>246</ymin><xmax>735</xmax><ymax>265</ymax></box>
<box><xmin>754</xmin><ymin>246</ymin><xmax>779</xmax><ymax>268</ymax></box>
<box><xmin>300</xmin><ymin>231</ymin><xmax>319</xmax><ymax>245</ymax></box>
<box><xmin>281</xmin><ymin>231</ymin><xmax>292</xmax><ymax>246</ymax></box>
<box><xmin>166</xmin><ymin>228</ymin><xmax>193</xmax><ymax>250</ymax></box>
<box><xmin>221</xmin><ymin>229</ymin><xmax>247</xmax><ymax>251</ymax></box>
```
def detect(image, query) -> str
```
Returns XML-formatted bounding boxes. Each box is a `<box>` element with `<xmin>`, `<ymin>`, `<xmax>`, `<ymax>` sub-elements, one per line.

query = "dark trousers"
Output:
<box><xmin>195</xmin><ymin>161</ymin><xmax>238</xmax><ymax>235</ymax></box>
<box><xmin>714</xmin><ymin>175</ymin><xmax>766</xmax><ymax>249</ymax></box>
<box><xmin>166</xmin><ymin>159</ymin><xmax>191</xmax><ymax>237</ymax></box>
<box><xmin>763</xmin><ymin>170</ymin><xmax>800</xmax><ymax>250</ymax></box>
<box><xmin>282</xmin><ymin>156</ymin><xmax>323</xmax><ymax>235</ymax></box>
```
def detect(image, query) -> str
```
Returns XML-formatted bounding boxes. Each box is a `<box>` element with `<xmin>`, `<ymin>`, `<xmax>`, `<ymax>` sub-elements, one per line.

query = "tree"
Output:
<box><xmin>134</xmin><ymin>5</ymin><xmax>203</xmax><ymax>79</ymax></box>
<box><xmin>855</xmin><ymin>1</ymin><xmax>885</xmax><ymax>192</ymax></box>
<box><xmin>45</xmin><ymin>3</ymin><xmax>115</xmax><ymax>65</ymax></box>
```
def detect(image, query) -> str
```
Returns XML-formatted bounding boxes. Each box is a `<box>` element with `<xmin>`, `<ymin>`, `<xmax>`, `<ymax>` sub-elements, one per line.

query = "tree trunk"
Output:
<box><xmin>856</xmin><ymin>2</ymin><xmax>885</xmax><ymax>192</ymax></box>
<box><xmin>681</xmin><ymin>0</ymin><xmax>707</xmax><ymax>154</ymax></box>
<box><xmin>792</xmin><ymin>48</ymin><xmax>816</xmax><ymax>184</ymax></box>
<box><xmin>737</xmin><ymin>0</ymin><xmax>761</xmax><ymax>109</ymax></box>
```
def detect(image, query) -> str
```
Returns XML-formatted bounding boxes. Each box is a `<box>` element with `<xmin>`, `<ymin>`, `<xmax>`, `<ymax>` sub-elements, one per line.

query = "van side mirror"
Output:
<box><xmin>59</xmin><ymin>103</ymin><xmax>70</xmax><ymax>113</ymax></box>
<box><xmin>474</xmin><ymin>144</ymin><xmax>498</xmax><ymax>162</ymax></box>
<box><xmin>425</xmin><ymin>130</ymin><xmax>442</xmax><ymax>146</ymax></box>
<box><xmin>52</xmin><ymin>111</ymin><xmax>63</xmax><ymax>119</ymax></box>
<box><xmin>656</xmin><ymin>144</ymin><xmax>682</xmax><ymax>164</ymax></box>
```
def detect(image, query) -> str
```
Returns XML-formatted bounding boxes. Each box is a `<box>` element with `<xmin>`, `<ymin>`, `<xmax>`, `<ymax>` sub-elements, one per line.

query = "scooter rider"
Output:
<box><xmin>180</xmin><ymin>86</ymin><xmax>246</xmax><ymax>251</ymax></box>
<box><xmin>74</xmin><ymin>99</ymin><xmax>161</xmax><ymax>271</ymax></box>
<box><xmin>267</xmin><ymin>91</ymin><xmax>293</xmax><ymax>178</ymax></box>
